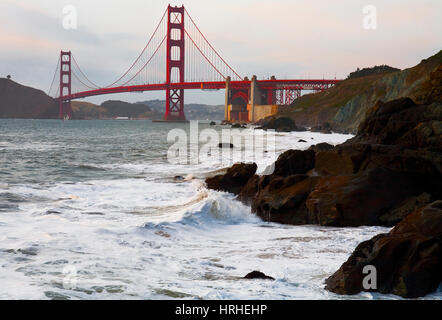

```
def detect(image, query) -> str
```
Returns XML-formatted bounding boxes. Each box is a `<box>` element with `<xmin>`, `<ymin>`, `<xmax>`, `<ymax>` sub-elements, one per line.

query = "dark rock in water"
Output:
<box><xmin>218</xmin><ymin>143</ymin><xmax>234</xmax><ymax>148</ymax></box>
<box><xmin>272</xmin><ymin>149</ymin><xmax>315</xmax><ymax>177</ymax></box>
<box><xmin>45</xmin><ymin>210</ymin><xmax>62</xmax><ymax>215</ymax></box>
<box><xmin>174</xmin><ymin>175</ymin><xmax>185</xmax><ymax>181</ymax></box>
<box><xmin>209</xmin><ymin>121</ymin><xmax>216</xmax><ymax>126</ymax></box>
<box><xmin>252</xmin><ymin>175</ymin><xmax>318</xmax><ymax>225</ymax></box>
<box><xmin>311</xmin><ymin>122</ymin><xmax>332</xmax><ymax>134</ymax></box>
<box><xmin>259</xmin><ymin>117</ymin><xmax>306</xmax><ymax>132</ymax></box>
<box><xmin>18</xmin><ymin>247</ymin><xmax>39</xmax><ymax>256</ymax></box>
<box><xmin>298</xmin><ymin>139</ymin><xmax>307</xmax><ymax>143</ymax></box>
<box><xmin>205</xmin><ymin>163</ymin><xmax>257</xmax><ymax>195</ymax></box>
<box><xmin>308</xmin><ymin>142</ymin><xmax>334</xmax><ymax>152</ymax></box>
<box><xmin>325</xmin><ymin>201</ymin><xmax>442</xmax><ymax>298</ymax></box>
<box><xmin>243</xmin><ymin>271</ymin><xmax>275</xmax><ymax>280</ymax></box>
<box><xmin>237</xmin><ymin>175</ymin><xmax>260</xmax><ymax>205</ymax></box>
<box><xmin>231</xmin><ymin>123</ymin><xmax>242</xmax><ymax>128</ymax></box>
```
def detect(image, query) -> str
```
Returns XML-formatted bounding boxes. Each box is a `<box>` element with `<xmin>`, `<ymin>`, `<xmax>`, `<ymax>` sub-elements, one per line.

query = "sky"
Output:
<box><xmin>0</xmin><ymin>0</ymin><xmax>441</xmax><ymax>105</ymax></box>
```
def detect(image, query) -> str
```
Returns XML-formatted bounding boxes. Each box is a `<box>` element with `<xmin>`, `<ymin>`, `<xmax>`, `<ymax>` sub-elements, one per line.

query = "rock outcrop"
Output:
<box><xmin>205</xmin><ymin>163</ymin><xmax>257</xmax><ymax>195</ymax></box>
<box><xmin>256</xmin><ymin>116</ymin><xmax>306</xmax><ymax>132</ymax></box>
<box><xmin>205</xmin><ymin>97</ymin><xmax>442</xmax><ymax>227</ymax></box>
<box><xmin>273</xmin><ymin>50</ymin><xmax>442</xmax><ymax>133</ymax></box>
<box><xmin>325</xmin><ymin>201</ymin><xmax>442</xmax><ymax>298</ymax></box>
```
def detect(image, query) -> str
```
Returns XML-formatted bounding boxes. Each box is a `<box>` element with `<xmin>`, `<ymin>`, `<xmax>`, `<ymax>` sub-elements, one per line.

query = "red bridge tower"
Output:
<box><xmin>59</xmin><ymin>51</ymin><xmax>72</xmax><ymax>119</ymax></box>
<box><xmin>165</xmin><ymin>5</ymin><xmax>185</xmax><ymax>121</ymax></box>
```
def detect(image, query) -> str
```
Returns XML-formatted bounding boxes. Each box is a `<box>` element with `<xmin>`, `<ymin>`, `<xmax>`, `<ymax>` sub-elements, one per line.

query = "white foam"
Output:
<box><xmin>1</xmin><ymin>130</ymin><xmax>440</xmax><ymax>300</ymax></box>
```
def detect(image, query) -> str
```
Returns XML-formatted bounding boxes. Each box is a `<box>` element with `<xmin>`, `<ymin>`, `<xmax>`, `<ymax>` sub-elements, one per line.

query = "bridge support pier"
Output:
<box><xmin>224</xmin><ymin>76</ymin><xmax>231</xmax><ymax>121</ymax></box>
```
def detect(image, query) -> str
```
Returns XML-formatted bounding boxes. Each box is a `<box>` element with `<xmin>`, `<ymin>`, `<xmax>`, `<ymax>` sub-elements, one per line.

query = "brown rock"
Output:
<box><xmin>306</xmin><ymin>168</ymin><xmax>429</xmax><ymax>227</ymax></box>
<box><xmin>252</xmin><ymin>175</ymin><xmax>318</xmax><ymax>225</ymax></box>
<box><xmin>325</xmin><ymin>201</ymin><xmax>442</xmax><ymax>298</ymax></box>
<box><xmin>237</xmin><ymin>175</ymin><xmax>260</xmax><ymax>205</ymax></box>
<box><xmin>273</xmin><ymin>149</ymin><xmax>315</xmax><ymax>177</ymax></box>
<box><xmin>379</xmin><ymin>193</ymin><xmax>432</xmax><ymax>226</ymax></box>
<box><xmin>205</xmin><ymin>163</ymin><xmax>257</xmax><ymax>195</ymax></box>
<box><xmin>308</xmin><ymin>142</ymin><xmax>334</xmax><ymax>153</ymax></box>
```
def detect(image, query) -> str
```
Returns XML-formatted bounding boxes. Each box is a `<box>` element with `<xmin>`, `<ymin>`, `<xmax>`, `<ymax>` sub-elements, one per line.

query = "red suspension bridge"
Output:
<box><xmin>48</xmin><ymin>4</ymin><xmax>340</xmax><ymax>121</ymax></box>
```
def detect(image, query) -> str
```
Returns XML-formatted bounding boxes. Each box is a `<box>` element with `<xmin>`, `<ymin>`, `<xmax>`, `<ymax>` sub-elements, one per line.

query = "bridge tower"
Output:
<box><xmin>165</xmin><ymin>5</ymin><xmax>185</xmax><ymax>121</ymax></box>
<box><xmin>59</xmin><ymin>50</ymin><xmax>72</xmax><ymax>119</ymax></box>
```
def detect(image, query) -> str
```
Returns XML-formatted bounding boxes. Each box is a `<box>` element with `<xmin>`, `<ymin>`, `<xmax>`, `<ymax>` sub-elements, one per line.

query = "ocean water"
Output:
<box><xmin>0</xmin><ymin>119</ymin><xmax>439</xmax><ymax>300</ymax></box>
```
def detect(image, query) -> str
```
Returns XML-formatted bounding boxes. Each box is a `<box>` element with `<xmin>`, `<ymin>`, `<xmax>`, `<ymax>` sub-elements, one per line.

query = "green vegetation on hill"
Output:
<box><xmin>347</xmin><ymin>65</ymin><xmax>400</xmax><ymax>80</ymax></box>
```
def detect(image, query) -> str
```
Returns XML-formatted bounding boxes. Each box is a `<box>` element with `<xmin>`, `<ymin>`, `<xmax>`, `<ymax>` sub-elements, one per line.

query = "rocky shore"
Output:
<box><xmin>205</xmin><ymin>97</ymin><xmax>441</xmax><ymax>298</ymax></box>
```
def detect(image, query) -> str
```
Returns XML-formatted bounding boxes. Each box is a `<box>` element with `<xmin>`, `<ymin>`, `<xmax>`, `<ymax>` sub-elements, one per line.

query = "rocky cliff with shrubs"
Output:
<box><xmin>277</xmin><ymin>50</ymin><xmax>442</xmax><ymax>134</ymax></box>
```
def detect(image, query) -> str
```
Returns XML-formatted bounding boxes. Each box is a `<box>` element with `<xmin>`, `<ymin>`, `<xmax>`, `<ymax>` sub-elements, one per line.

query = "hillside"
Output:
<box><xmin>278</xmin><ymin>50</ymin><xmax>442</xmax><ymax>133</ymax></box>
<box><xmin>0</xmin><ymin>78</ymin><xmax>58</xmax><ymax>118</ymax></box>
<box><xmin>0</xmin><ymin>78</ymin><xmax>225</xmax><ymax>120</ymax></box>
<box><xmin>71</xmin><ymin>101</ymin><xmax>106</xmax><ymax>120</ymax></box>
<box><xmin>137</xmin><ymin>99</ymin><xmax>225</xmax><ymax>120</ymax></box>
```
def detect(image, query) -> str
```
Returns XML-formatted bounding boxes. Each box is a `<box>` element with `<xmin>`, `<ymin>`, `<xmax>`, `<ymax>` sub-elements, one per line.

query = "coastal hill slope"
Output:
<box><xmin>0</xmin><ymin>78</ymin><xmax>225</xmax><ymax>120</ymax></box>
<box><xmin>278</xmin><ymin>50</ymin><xmax>442</xmax><ymax>133</ymax></box>
<box><xmin>0</xmin><ymin>78</ymin><xmax>58</xmax><ymax>119</ymax></box>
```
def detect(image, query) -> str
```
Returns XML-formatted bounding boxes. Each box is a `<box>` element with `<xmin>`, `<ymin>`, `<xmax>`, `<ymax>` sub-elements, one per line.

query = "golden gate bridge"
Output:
<box><xmin>48</xmin><ymin>5</ymin><xmax>340</xmax><ymax>121</ymax></box>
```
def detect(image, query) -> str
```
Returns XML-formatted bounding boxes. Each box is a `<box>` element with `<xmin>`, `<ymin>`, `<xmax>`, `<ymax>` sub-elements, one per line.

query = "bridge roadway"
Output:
<box><xmin>62</xmin><ymin>79</ymin><xmax>340</xmax><ymax>101</ymax></box>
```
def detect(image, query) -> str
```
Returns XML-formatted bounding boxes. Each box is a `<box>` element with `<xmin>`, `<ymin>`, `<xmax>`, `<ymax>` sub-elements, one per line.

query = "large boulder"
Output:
<box><xmin>205</xmin><ymin>163</ymin><xmax>257</xmax><ymax>195</ymax></box>
<box><xmin>306</xmin><ymin>168</ymin><xmax>431</xmax><ymax>227</ymax></box>
<box><xmin>272</xmin><ymin>149</ymin><xmax>315</xmax><ymax>177</ymax></box>
<box><xmin>325</xmin><ymin>201</ymin><xmax>442</xmax><ymax>298</ymax></box>
<box><xmin>258</xmin><ymin>116</ymin><xmax>305</xmax><ymax>132</ymax></box>
<box><xmin>252</xmin><ymin>175</ymin><xmax>319</xmax><ymax>225</ymax></box>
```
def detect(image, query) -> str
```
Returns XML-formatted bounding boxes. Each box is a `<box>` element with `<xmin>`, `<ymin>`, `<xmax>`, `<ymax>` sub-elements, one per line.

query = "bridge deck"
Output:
<box><xmin>62</xmin><ymin>79</ymin><xmax>340</xmax><ymax>101</ymax></box>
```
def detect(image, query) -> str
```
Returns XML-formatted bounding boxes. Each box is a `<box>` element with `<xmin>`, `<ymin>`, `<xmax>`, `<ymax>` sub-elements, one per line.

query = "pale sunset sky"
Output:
<box><xmin>0</xmin><ymin>0</ymin><xmax>441</xmax><ymax>104</ymax></box>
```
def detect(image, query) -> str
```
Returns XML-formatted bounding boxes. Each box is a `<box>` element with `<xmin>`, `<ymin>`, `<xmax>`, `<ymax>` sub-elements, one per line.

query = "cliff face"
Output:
<box><xmin>280</xmin><ymin>50</ymin><xmax>442</xmax><ymax>133</ymax></box>
<box><xmin>0</xmin><ymin>78</ymin><xmax>58</xmax><ymax>118</ymax></box>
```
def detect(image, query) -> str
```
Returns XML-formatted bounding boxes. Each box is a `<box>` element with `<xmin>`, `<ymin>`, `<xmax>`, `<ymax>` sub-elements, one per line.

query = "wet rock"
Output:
<box><xmin>298</xmin><ymin>139</ymin><xmax>307</xmax><ymax>143</ymax></box>
<box><xmin>18</xmin><ymin>247</ymin><xmax>39</xmax><ymax>256</ymax></box>
<box><xmin>218</xmin><ymin>143</ymin><xmax>234</xmax><ymax>148</ymax></box>
<box><xmin>243</xmin><ymin>270</ymin><xmax>275</xmax><ymax>280</ymax></box>
<box><xmin>325</xmin><ymin>201</ymin><xmax>442</xmax><ymax>298</ymax></box>
<box><xmin>209</xmin><ymin>121</ymin><xmax>216</xmax><ymax>126</ymax></box>
<box><xmin>174</xmin><ymin>175</ymin><xmax>185</xmax><ymax>181</ymax></box>
<box><xmin>272</xmin><ymin>149</ymin><xmax>315</xmax><ymax>177</ymax></box>
<box><xmin>308</xmin><ymin>142</ymin><xmax>334</xmax><ymax>152</ymax></box>
<box><xmin>379</xmin><ymin>192</ymin><xmax>432</xmax><ymax>226</ymax></box>
<box><xmin>205</xmin><ymin>162</ymin><xmax>257</xmax><ymax>195</ymax></box>
<box><xmin>231</xmin><ymin>123</ymin><xmax>242</xmax><ymax>128</ymax></box>
<box><xmin>311</xmin><ymin>122</ymin><xmax>332</xmax><ymax>134</ymax></box>
<box><xmin>259</xmin><ymin>117</ymin><xmax>306</xmax><ymax>132</ymax></box>
<box><xmin>237</xmin><ymin>175</ymin><xmax>260</xmax><ymax>205</ymax></box>
<box><xmin>305</xmin><ymin>168</ymin><xmax>429</xmax><ymax>227</ymax></box>
<box><xmin>252</xmin><ymin>175</ymin><xmax>318</xmax><ymax>225</ymax></box>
